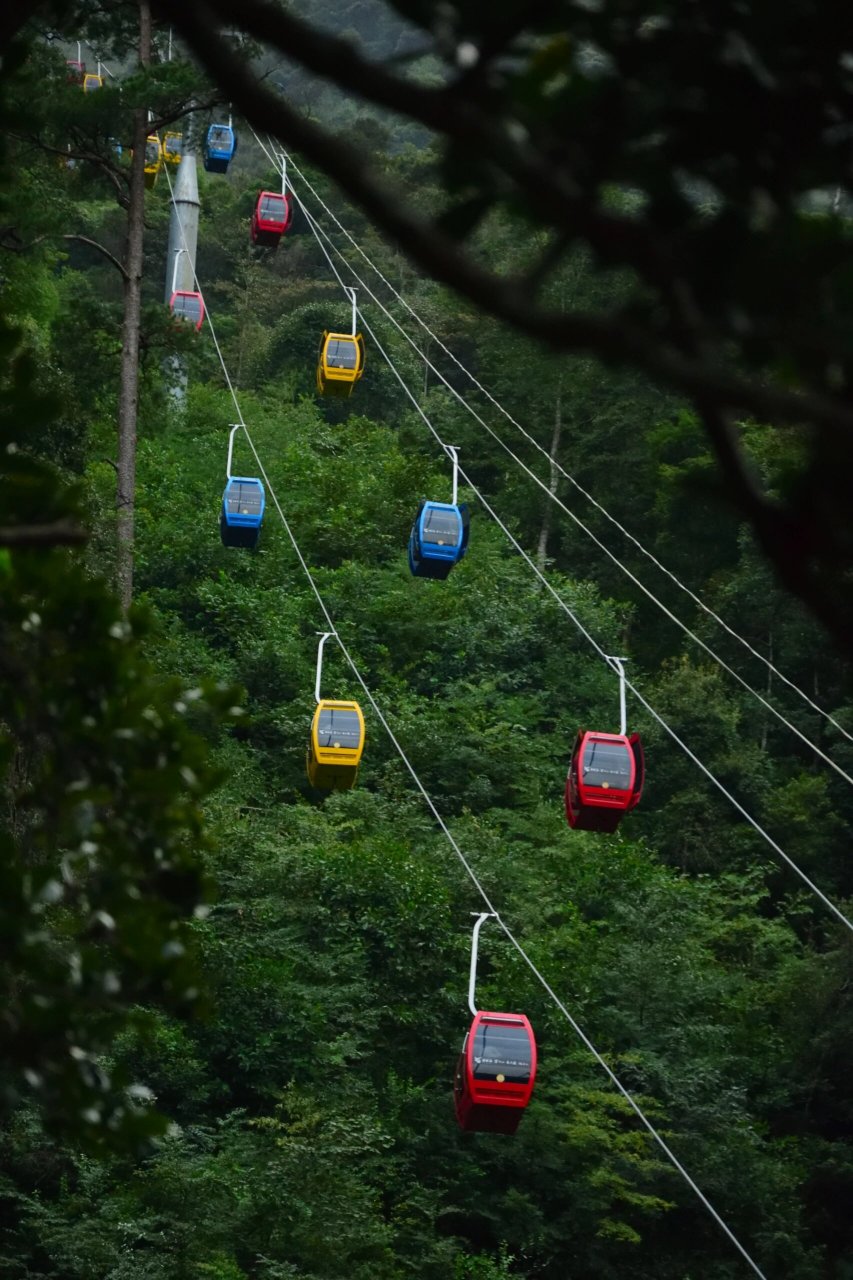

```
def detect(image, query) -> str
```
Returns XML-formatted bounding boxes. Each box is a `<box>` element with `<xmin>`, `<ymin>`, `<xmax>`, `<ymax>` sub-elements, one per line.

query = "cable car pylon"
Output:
<box><xmin>454</xmin><ymin>912</ymin><xmax>537</xmax><ymax>1134</ymax></box>
<box><xmin>164</xmin><ymin>151</ymin><xmax>201</xmax><ymax>401</ymax></box>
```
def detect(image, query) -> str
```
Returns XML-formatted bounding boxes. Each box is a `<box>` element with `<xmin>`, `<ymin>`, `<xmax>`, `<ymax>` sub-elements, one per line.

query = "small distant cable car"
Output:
<box><xmin>220</xmin><ymin>425</ymin><xmax>265</xmax><ymax>549</ymax></box>
<box><xmin>565</xmin><ymin>730</ymin><xmax>644</xmax><ymax>832</ymax></box>
<box><xmin>203</xmin><ymin>122</ymin><xmax>236</xmax><ymax>173</ymax></box>
<box><xmin>316</xmin><ymin>287</ymin><xmax>365</xmax><ymax>397</ymax></box>
<box><xmin>564</xmin><ymin>658</ymin><xmax>644</xmax><ymax>833</ymax></box>
<box><xmin>170</xmin><ymin>290</ymin><xmax>204</xmax><ymax>331</ymax></box>
<box><xmin>82</xmin><ymin>72</ymin><xmax>103</xmax><ymax>93</ymax></box>
<box><xmin>307</xmin><ymin>633</ymin><xmax>365</xmax><ymax>791</ymax></box>
<box><xmin>251</xmin><ymin>191</ymin><xmax>291</xmax><ymax>247</ymax></box>
<box><xmin>143</xmin><ymin>135</ymin><xmax>162</xmax><ymax>188</ymax></box>
<box><xmin>66</xmin><ymin>59</ymin><xmax>85</xmax><ymax>84</ymax></box>
<box><xmin>454</xmin><ymin>916</ymin><xmax>537</xmax><ymax>1134</ymax></box>
<box><xmin>409</xmin><ymin>446</ymin><xmax>469</xmax><ymax>580</ymax></box>
<box><xmin>455</xmin><ymin>1012</ymin><xmax>537</xmax><ymax>1134</ymax></box>
<box><xmin>316</xmin><ymin>332</ymin><xmax>365</xmax><ymax>396</ymax></box>
<box><xmin>168</xmin><ymin>247</ymin><xmax>204</xmax><ymax>331</ymax></box>
<box><xmin>162</xmin><ymin>132</ymin><xmax>182</xmax><ymax>167</ymax></box>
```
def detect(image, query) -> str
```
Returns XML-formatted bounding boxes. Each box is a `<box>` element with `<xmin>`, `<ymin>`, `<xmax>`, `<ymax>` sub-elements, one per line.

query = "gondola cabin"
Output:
<box><xmin>66</xmin><ymin>59</ymin><xmax>85</xmax><ymax>84</ymax></box>
<box><xmin>82</xmin><ymin>72</ymin><xmax>103</xmax><ymax>93</ymax></box>
<box><xmin>220</xmin><ymin>476</ymin><xmax>265</xmax><ymax>549</ymax></box>
<box><xmin>454</xmin><ymin>1012</ymin><xmax>537</xmax><ymax>1134</ymax></box>
<box><xmin>316</xmin><ymin>332</ymin><xmax>365</xmax><ymax>397</ymax></box>
<box><xmin>307</xmin><ymin>700</ymin><xmax>365</xmax><ymax>790</ymax></box>
<box><xmin>162</xmin><ymin>132</ymin><xmax>182</xmax><ymax>167</ymax></box>
<box><xmin>169</xmin><ymin>290</ymin><xmax>205</xmax><ymax>332</ymax></box>
<box><xmin>203</xmin><ymin>123</ymin><xmax>236</xmax><ymax>174</ymax></box>
<box><xmin>250</xmin><ymin>191</ymin><xmax>291</xmax><ymax>247</ymax></box>
<box><xmin>408</xmin><ymin>500</ymin><xmax>470</xmax><ymax>579</ymax></box>
<box><xmin>564</xmin><ymin>729</ymin><xmax>644</xmax><ymax>833</ymax></box>
<box><xmin>143</xmin><ymin>135</ymin><xmax>162</xmax><ymax>188</ymax></box>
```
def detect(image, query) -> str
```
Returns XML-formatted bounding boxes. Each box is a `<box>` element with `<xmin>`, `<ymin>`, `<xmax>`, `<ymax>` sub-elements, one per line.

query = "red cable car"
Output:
<box><xmin>169</xmin><ymin>290</ymin><xmax>205</xmax><ymax>332</ymax></box>
<box><xmin>65</xmin><ymin>59</ymin><xmax>85</xmax><ymax>84</ymax></box>
<box><xmin>454</xmin><ymin>1011</ymin><xmax>537</xmax><ymax>1134</ymax></box>
<box><xmin>564</xmin><ymin>729</ymin><xmax>644</xmax><ymax>832</ymax></box>
<box><xmin>250</xmin><ymin>191</ymin><xmax>291</xmax><ymax>247</ymax></box>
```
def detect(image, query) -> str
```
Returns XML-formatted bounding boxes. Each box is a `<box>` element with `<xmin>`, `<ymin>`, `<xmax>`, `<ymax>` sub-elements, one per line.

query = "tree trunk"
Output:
<box><xmin>116</xmin><ymin>0</ymin><xmax>152</xmax><ymax>613</ymax></box>
<box><xmin>536</xmin><ymin>380</ymin><xmax>563</xmax><ymax>574</ymax></box>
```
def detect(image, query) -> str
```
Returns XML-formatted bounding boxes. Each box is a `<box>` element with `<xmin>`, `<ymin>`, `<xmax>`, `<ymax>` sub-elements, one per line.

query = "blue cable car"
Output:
<box><xmin>220</xmin><ymin>425</ymin><xmax>264</xmax><ymax>548</ymax></box>
<box><xmin>203</xmin><ymin>122</ymin><xmax>237</xmax><ymax>174</ymax></box>
<box><xmin>408</xmin><ymin>500</ymin><xmax>470</xmax><ymax>579</ymax></box>
<box><xmin>220</xmin><ymin>476</ymin><xmax>265</xmax><ymax>548</ymax></box>
<box><xmin>408</xmin><ymin>446</ymin><xmax>470</xmax><ymax>580</ymax></box>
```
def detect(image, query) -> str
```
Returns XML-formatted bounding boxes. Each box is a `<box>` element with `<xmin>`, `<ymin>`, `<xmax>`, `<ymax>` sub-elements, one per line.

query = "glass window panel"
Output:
<box><xmin>326</xmin><ymin>338</ymin><xmax>357</xmax><ymax>369</ymax></box>
<box><xmin>260</xmin><ymin>195</ymin><xmax>287</xmax><ymax>221</ymax></box>
<box><xmin>422</xmin><ymin>507</ymin><xmax>461</xmax><ymax>546</ymax></box>
<box><xmin>472</xmin><ymin>1022</ymin><xmax>531</xmax><ymax>1083</ymax></box>
<box><xmin>173</xmin><ymin>294</ymin><xmax>201</xmax><ymax>322</ymax></box>
<box><xmin>317</xmin><ymin>707</ymin><xmax>361</xmax><ymax>750</ymax></box>
<box><xmin>582</xmin><ymin>740</ymin><xmax>632</xmax><ymax>789</ymax></box>
<box><xmin>226</xmin><ymin>481</ymin><xmax>262</xmax><ymax>517</ymax></box>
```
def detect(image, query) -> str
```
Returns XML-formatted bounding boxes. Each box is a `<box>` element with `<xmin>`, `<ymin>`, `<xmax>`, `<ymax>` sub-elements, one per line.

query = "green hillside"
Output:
<box><xmin>2</xmin><ymin>9</ymin><xmax>853</xmax><ymax>1279</ymax></box>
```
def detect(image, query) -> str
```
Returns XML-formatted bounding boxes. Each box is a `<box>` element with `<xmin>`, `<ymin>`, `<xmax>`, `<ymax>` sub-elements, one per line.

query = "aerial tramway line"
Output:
<box><xmin>146</xmin><ymin>123</ymin><xmax>784</xmax><ymax>1274</ymax></box>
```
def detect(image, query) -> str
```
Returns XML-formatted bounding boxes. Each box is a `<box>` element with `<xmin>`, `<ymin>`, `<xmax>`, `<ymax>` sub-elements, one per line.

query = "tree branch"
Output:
<box><xmin>57</xmin><ymin>234</ymin><xmax>129</xmax><ymax>280</ymax></box>
<box><xmin>158</xmin><ymin>4</ymin><xmax>853</xmax><ymax>439</ymax></box>
<box><xmin>0</xmin><ymin>520</ymin><xmax>87</xmax><ymax>548</ymax></box>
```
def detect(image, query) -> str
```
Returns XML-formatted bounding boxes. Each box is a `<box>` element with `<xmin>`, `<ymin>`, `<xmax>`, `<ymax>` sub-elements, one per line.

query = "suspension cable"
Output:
<box><xmin>291</xmin><ymin>172</ymin><xmax>853</xmax><ymax>939</ymax></box>
<box><xmin>161</xmin><ymin>159</ymin><xmax>770</xmax><ymax>1279</ymax></box>
<box><xmin>279</xmin><ymin>144</ymin><xmax>852</xmax><ymax>749</ymax></box>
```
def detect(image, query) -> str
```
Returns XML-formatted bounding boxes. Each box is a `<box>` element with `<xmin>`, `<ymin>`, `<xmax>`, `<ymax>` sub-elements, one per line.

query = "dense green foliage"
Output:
<box><xmin>2</xmin><ymin>14</ymin><xmax>853</xmax><ymax>1280</ymax></box>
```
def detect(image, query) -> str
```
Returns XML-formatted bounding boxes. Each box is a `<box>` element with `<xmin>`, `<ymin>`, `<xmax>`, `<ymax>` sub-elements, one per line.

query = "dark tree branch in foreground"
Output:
<box><xmin>0</xmin><ymin>520</ymin><xmax>87</xmax><ymax>547</ymax></box>
<box><xmin>23</xmin><ymin>232</ymin><xmax>129</xmax><ymax>280</ymax></box>
<box><xmin>14</xmin><ymin>0</ymin><xmax>853</xmax><ymax>648</ymax></box>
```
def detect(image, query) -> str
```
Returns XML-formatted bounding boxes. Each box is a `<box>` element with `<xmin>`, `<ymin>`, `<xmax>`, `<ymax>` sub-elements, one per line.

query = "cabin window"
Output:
<box><xmin>173</xmin><ymin>294</ymin><xmax>202</xmax><ymax>323</ymax></box>
<box><xmin>260</xmin><ymin>195</ymin><xmax>287</xmax><ymax>221</ymax></box>
<box><xmin>582</xmin><ymin>740</ymin><xmax>632</xmax><ymax>789</ymax></box>
<box><xmin>317</xmin><ymin>707</ymin><xmax>361</xmax><ymax>750</ymax></box>
<box><xmin>422</xmin><ymin>507</ymin><xmax>461</xmax><ymax>546</ymax></box>
<box><xmin>226</xmin><ymin>481</ymin><xmax>262</xmax><ymax>517</ymax></box>
<box><xmin>325</xmin><ymin>338</ymin><xmax>357</xmax><ymax>369</ymax></box>
<box><xmin>472</xmin><ymin>1021</ymin><xmax>532</xmax><ymax>1084</ymax></box>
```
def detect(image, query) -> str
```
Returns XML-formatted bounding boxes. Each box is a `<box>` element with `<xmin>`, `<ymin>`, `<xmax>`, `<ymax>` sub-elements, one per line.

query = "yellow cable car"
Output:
<box><xmin>316</xmin><ymin>331</ymin><xmax>365</xmax><ymax>398</ymax></box>
<box><xmin>82</xmin><ymin>72</ymin><xmax>103</xmax><ymax>93</ymax></box>
<box><xmin>162</xmin><ymin>132</ymin><xmax>182</xmax><ymax>167</ymax></box>
<box><xmin>144</xmin><ymin>135</ymin><xmax>162</xmax><ymax>189</ymax></box>
<box><xmin>307</xmin><ymin>700</ymin><xmax>365</xmax><ymax>790</ymax></box>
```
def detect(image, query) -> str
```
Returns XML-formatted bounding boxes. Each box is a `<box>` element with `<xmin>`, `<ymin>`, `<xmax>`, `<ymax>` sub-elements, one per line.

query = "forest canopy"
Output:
<box><xmin>1</xmin><ymin>3</ymin><xmax>853</xmax><ymax>1278</ymax></box>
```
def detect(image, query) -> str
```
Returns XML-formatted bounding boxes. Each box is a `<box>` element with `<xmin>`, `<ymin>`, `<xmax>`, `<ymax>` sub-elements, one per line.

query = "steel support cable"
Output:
<box><xmin>283</xmin><ymin>176</ymin><xmax>853</xmax><ymax>792</ymax></box>
<box><xmin>277</xmin><ymin>143</ymin><xmax>852</xmax><ymax>748</ymax></box>
<box><xmin>162</xmin><ymin>163</ymin><xmax>769</xmax><ymax>1280</ymax></box>
<box><xmin>292</xmin><ymin>177</ymin><xmax>853</xmax><ymax>938</ymax></box>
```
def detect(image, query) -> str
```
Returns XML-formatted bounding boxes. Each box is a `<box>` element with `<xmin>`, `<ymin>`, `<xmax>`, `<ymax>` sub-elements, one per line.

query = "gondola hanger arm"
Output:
<box><xmin>605</xmin><ymin>655</ymin><xmax>628</xmax><ymax>736</ymax></box>
<box><xmin>345</xmin><ymin>286</ymin><xmax>357</xmax><ymax>337</ymax></box>
<box><xmin>314</xmin><ymin>630</ymin><xmax>336</xmax><ymax>705</ymax></box>
<box><xmin>468</xmin><ymin>910</ymin><xmax>497</xmax><ymax>1017</ymax></box>
<box><xmin>226</xmin><ymin>423</ymin><xmax>241</xmax><ymax>480</ymax></box>
<box><xmin>171</xmin><ymin>245</ymin><xmax>185</xmax><ymax>295</ymax></box>
<box><xmin>444</xmin><ymin>444</ymin><xmax>460</xmax><ymax>506</ymax></box>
